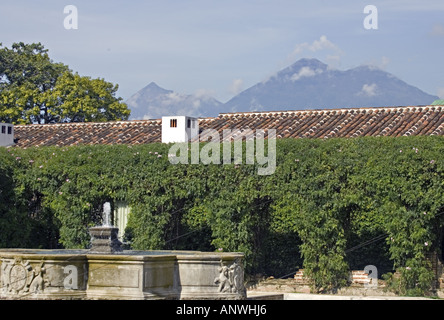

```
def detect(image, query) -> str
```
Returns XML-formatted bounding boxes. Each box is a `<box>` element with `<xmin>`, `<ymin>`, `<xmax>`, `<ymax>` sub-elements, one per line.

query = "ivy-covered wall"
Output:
<box><xmin>0</xmin><ymin>136</ymin><xmax>443</xmax><ymax>295</ymax></box>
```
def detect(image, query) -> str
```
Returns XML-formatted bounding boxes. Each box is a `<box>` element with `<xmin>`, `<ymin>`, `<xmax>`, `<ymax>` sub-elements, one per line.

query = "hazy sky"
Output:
<box><xmin>1</xmin><ymin>0</ymin><xmax>443</xmax><ymax>103</ymax></box>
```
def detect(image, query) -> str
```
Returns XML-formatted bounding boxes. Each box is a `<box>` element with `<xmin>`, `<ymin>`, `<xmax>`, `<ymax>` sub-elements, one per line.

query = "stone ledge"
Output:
<box><xmin>247</xmin><ymin>292</ymin><xmax>284</xmax><ymax>300</ymax></box>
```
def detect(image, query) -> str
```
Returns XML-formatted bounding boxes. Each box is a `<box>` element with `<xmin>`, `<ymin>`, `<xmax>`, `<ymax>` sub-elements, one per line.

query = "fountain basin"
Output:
<box><xmin>0</xmin><ymin>249</ymin><xmax>246</xmax><ymax>300</ymax></box>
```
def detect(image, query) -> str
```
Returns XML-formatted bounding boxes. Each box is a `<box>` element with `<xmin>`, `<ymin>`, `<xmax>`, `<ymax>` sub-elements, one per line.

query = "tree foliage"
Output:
<box><xmin>0</xmin><ymin>42</ymin><xmax>130</xmax><ymax>124</ymax></box>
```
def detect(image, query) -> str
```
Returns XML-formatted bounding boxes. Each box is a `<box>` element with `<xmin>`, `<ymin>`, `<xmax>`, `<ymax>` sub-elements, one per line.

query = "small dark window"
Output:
<box><xmin>187</xmin><ymin>119</ymin><xmax>191</xmax><ymax>128</ymax></box>
<box><xmin>1</xmin><ymin>126</ymin><xmax>5</xmax><ymax>134</ymax></box>
<box><xmin>170</xmin><ymin>119</ymin><xmax>177</xmax><ymax>128</ymax></box>
<box><xmin>7</xmin><ymin>126</ymin><xmax>12</xmax><ymax>135</ymax></box>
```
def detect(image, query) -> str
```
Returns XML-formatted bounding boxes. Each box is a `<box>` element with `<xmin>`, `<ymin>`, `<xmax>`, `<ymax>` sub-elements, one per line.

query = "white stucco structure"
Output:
<box><xmin>161</xmin><ymin>116</ymin><xmax>199</xmax><ymax>143</ymax></box>
<box><xmin>0</xmin><ymin>123</ymin><xmax>14</xmax><ymax>147</ymax></box>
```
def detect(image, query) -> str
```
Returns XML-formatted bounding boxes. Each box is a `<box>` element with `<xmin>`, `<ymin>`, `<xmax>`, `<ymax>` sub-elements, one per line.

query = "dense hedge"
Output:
<box><xmin>0</xmin><ymin>136</ymin><xmax>443</xmax><ymax>295</ymax></box>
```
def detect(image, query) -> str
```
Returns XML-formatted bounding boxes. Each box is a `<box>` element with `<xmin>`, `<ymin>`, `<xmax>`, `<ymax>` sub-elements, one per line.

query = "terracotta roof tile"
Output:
<box><xmin>12</xmin><ymin>105</ymin><xmax>444</xmax><ymax>148</ymax></box>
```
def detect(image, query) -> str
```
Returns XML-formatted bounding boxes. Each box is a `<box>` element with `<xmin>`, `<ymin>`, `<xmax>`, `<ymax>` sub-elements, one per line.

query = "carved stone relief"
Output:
<box><xmin>1</xmin><ymin>258</ymin><xmax>47</xmax><ymax>295</ymax></box>
<box><xmin>214</xmin><ymin>259</ymin><xmax>246</xmax><ymax>295</ymax></box>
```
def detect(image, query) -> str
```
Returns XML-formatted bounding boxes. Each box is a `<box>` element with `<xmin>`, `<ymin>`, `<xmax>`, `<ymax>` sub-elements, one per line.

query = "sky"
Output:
<box><xmin>1</xmin><ymin>0</ymin><xmax>444</xmax><ymax>103</ymax></box>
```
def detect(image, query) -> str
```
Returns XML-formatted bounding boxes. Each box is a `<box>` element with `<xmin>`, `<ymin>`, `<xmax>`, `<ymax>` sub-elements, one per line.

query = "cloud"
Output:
<box><xmin>358</xmin><ymin>83</ymin><xmax>378</xmax><ymax>97</ymax></box>
<box><xmin>162</xmin><ymin>92</ymin><xmax>186</xmax><ymax>106</ymax></box>
<box><xmin>325</xmin><ymin>55</ymin><xmax>342</xmax><ymax>69</ymax></box>
<box><xmin>380</xmin><ymin>56</ymin><xmax>390</xmax><ymax>70</ymax></box>
<box><xmin>292</xmin><ymin>35</ymin><xmax>341</xmax><ymax>55</ymax></box>
<box><xmin>431</xmin><ymin>24</ymin><xmax>444</xmax><ymax>36</ymax></box>
<box><xmin>229</xmin><ymin>78</ymin><xmax>244</xmax><ymax>95</ymax></box>
<box><xmin>248</xmin><ymin>97</ymin><xmax>265</xmax><ymax>112</ymax></box>
<box><xmin>287</xmin><ymin>35</ymin><xmax>344</xmax><ymax>68</ymax></box>
<box><xmin>194</xmin><ymin>88</ymin><xmax>217</xmax><ymax>101</ymax></box>
<box><xmin>291</xmin><ymin>67</ymin><xmax>323</xmax><ymax>81</ymax></box>
<box><xmin>142</xmin><ymin>114</ymin><xmax>154</xmax><ymax>120</ymax></box>
<box><xmin>365</xmin><ymin>56</ymin><xmax>390</xmax><ymax>71</ymax></box>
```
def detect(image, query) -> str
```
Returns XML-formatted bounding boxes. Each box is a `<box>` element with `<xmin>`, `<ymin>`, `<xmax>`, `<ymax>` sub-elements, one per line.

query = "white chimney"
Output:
<box><xmin>0</xmin><ymin>123</ymin><xmax>14</xmax><ymax>147</ymax></box>
<box><xmin>161</xmin><ymin>116</ymin><xmax>199</xmax><ymax>143</ymax></box>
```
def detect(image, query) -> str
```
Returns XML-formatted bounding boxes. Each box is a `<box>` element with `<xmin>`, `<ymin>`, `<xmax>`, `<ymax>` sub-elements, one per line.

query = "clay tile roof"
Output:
<box><xmin>12</xmin><ymin>105</ymin><xmax>444</xmax><ymax>148</ymax></box>
<box><xmin>14</xmin><ymin>120</ymin><xmax>161</xmax><ymax>148</ymax></box>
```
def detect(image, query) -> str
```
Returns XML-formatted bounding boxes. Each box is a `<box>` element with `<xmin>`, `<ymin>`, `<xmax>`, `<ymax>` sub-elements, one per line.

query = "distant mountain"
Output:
<box><xmin>126</xmin><ymin>59</ymin><xmax>439</xmax><ymax>119</ymax></box>
<box><xmin>223</xmin><ymin>58</ymin><xmax>439</xmax><ymax>112</ymax></box>
<box><xmin>126</xmin><ymin>82</ymin><xmax>222</xmax><ymax>120</ymax></box>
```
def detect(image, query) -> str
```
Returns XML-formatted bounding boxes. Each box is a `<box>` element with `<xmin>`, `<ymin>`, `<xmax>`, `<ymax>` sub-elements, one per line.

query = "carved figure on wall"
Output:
<box><xmin>214</xmin><ymin>259</ymin><xmax>246</xmax><ymax>295</ymax></box>
<box><xmin>1</xmin><ymin>258</ymin><xmax>46</xmax><ymax>295</ymax></box>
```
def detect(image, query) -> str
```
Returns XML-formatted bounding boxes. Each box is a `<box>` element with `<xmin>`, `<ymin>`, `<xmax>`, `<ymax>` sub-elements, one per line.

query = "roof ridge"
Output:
<box><xmin>14</xmin><ymin>119</ymin><xmax>162</xmax><ymax>127</ymax></box>
<box><xmin>217</xmin><ymin>105</ymin><xmax>433</xmax><ymax>117</ymax></box>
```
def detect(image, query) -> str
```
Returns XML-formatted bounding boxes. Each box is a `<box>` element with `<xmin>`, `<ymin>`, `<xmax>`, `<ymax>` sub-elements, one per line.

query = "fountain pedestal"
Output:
<box><xmin>89</xmin><ymin>226</ymin><xmax>123</xmax><ymax>253</ymax></box>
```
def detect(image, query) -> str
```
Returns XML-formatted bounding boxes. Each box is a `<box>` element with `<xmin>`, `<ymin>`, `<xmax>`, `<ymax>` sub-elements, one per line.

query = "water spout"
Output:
<box><xmin>103</xmin><ymin>202</ymin><xmax>111</xmax><ymax>227</ymax></box>
<box><xmin>89</xmin><ymin>202</ymin><xmax>122</xmax><ymax>253</ymax></box>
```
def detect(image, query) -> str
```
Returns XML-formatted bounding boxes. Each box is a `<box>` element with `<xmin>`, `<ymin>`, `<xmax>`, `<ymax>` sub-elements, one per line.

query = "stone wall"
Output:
<box><xmin>247</xmin><ymin>268</ymin><xmax>388</xmax><ymax>296</ymax></box>
<box><xmin>293</xmin><ymin>269</ymin><xmax>375</xmax><ymax>286</ymax></box>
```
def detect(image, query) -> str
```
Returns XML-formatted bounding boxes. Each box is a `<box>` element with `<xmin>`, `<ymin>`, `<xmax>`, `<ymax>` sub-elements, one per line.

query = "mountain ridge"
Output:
<box><xmin>224</xmin><ymin>58</ymin><xmax>438</xmax><ymax>113</ymax></box>
<box><xmin>126</xmin><ymin>81</ymin><xmax>222</xmax><ymax>120</ymax></box>
<box><xmin>126</xmin><ymin>58</ymin><xmax>439</xmax><ymax>119</ymax></box>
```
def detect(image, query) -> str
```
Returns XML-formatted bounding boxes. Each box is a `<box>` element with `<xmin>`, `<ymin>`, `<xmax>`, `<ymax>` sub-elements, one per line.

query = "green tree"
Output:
<box><xmin>48</xmin><ymin>71</ymin><xmax>130</xmax><ymax>122</ymax></box>
<box><xmin>0</xmin><ymin>42</ymin><xmax>130</xmax><ymax>124</ymax></box>
<box><xmin>0</xmin><ymin>150</ymin><xmax>32</xmax><ymax>247</ymax></box>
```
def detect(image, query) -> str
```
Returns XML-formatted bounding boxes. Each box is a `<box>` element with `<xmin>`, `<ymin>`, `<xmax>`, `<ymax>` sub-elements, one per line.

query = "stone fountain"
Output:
<box><xmin>88</xmin><ymin>202</ymin><xmax>123</xmax><ymax>254</ymax></box>
<box><xmin>0</xmin><ymin>203</ymin><xmax>246</xmax><ymax>300</ymax></box>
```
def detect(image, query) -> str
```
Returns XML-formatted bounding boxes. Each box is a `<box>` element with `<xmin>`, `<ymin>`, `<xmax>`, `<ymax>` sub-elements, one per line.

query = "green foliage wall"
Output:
<box><xmin>0</xmin><ymin>136</ymin><xmax>443</xmax><ymax>295</ymax></box>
